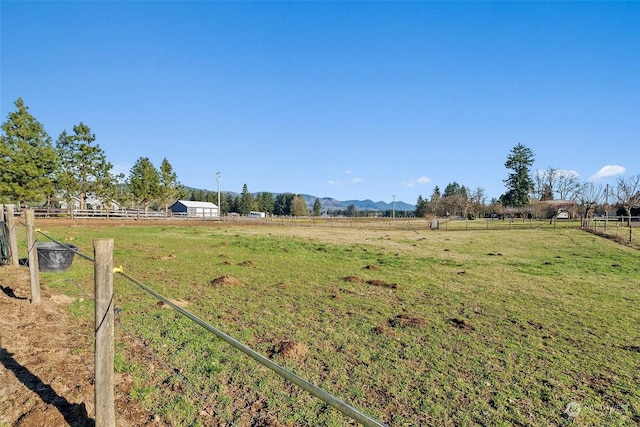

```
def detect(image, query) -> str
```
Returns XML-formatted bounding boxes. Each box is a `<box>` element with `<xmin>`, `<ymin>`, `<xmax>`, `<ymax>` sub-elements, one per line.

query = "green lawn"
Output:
<box><xmin>33</xmin><ymin>223</ymin><xmax>640</xmax><ymax>426</ymax></box>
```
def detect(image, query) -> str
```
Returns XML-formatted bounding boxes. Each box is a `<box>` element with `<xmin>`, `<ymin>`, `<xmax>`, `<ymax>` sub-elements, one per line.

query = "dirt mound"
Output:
<box><xmin>272</xmin><ymin>341</ymin><xmax>308</xmax><ymax>364</ymax></box>
<box><xmin>450</xmin><ymin>318</ymin><xmax>474</xmax><ymax>330</ymax></box>
<box><xmin>342</xmin><ymin>275</ymin><xmax>364</xmax><ymax>283</ymax></box>
<box><xmin>219</xmin><ymin>260</ymin><xmax>232</xmax><ymax>266</ymax></box>
<box><xmin>367</xmin><ymin>279</ymin><xmax>399</xmax><ymax>289</ymax></box>
<box><xmin>388</xmin><ymin>314</ymin><xmax>426</xmax><ymax>328</ymax></box>
<box><xmin>363</xmin><ymin>264</ymin><xmax>379</xmax><ymax>270</ymax></box>
<box><xmin>240</xmin><ymin>260</ymin><xmax>254</xmax><ymax>266</ymax></box>
<box><xmin>372</xmin><ymin>324</ymin><xmax>397</xmax><ymax>338</ymax></box>
<box><xmin>209</xmin><ymin>276</ymin><xmax>244</xmax><ymax>286</ymax></box>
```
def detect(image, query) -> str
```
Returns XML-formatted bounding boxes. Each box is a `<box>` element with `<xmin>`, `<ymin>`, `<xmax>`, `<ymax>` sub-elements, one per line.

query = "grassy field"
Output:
<box><xmin>30</xmin><ymin>221</ymin><xmax>640</xmax><ymax>426</ymax></box>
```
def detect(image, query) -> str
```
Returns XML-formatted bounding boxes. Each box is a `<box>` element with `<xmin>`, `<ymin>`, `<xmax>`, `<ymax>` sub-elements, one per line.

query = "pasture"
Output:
<box><xmin>32</xmin><ymin>221</ymin><xmax>639</xmax><ymax>426</ymax></box>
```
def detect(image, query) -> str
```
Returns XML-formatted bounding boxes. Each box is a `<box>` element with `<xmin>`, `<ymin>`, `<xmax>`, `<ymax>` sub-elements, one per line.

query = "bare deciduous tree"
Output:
<box><xmin>616</xmin><ymin>175</ymin><xmax>640</xmax><ymax>225</ymax></box>
<box><xmin>576</xmin><ymin>182</ymin><xmax>604</xmax><ymax>226</ymax></box>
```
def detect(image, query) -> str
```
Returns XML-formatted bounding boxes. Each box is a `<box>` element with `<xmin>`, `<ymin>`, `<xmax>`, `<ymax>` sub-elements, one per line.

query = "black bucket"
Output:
<box><xmin>36</xmin><ymin>242</ymin><xmax>77</xmax><ymax>272</ymax></box>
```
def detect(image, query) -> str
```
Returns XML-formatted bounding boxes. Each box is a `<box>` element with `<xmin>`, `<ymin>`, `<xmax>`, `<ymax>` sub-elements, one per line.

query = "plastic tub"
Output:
<box><xmin>36</xmin><ymin>242</ymin><xmax>77</xmax><ymax>272</ymax></box>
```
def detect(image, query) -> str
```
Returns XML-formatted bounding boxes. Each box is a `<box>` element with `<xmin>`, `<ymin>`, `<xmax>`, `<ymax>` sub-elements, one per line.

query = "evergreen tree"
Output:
<box><xmin>0</xmin><ymin>98</ymin><xmax>58</xmax><ymax>206</ymax></box>
<box><xmin>256</xmin><ymin>192</ymin><xmax>275</xmax><ymax>214</ymax></box>
<box><xmin>159</xmin><ymin>158</ymin><xmax>183</xmax><ymax>212</ymax></box>
<box><xmin>415</xmin><ymin>195</ymin><xmax>428</xmax><ymax>218</ymax></box>
<box><xmin>347</xmin><ymin>203</ymin><xmax>357</xmax><ymax>217</ymax></box>
<box><xmin>128</xmin><ymin>157</ymin><xmax>160</xmax><ymax>212</ymax></box>
<box><xmin>55</xmin><ymin>122</ymin><xmax>115</xmax><ymax>210</ymax></box>
<box><xmin>274</xmin><ymin>193</ymin><xmax>294</xmax><ymax>216</ymax></box>
<box><xmin>237</xmin><ymin>184</ymin><xmax>255</xmax><ymax>215</ymax></box>
<box><xmin>430</xmin><ymin>186</ymin><xmax>442</xmax><ymax>216</ymax></box>
<box><xmin>222</xmin><ymin>193</ymin><xmax>234</xmax><ymax>214</ymax></box>
<box><xmin>501</xmin><ymin>143</ymin><xmax>535</xmax><ymax>207</ymax></box>
<box><xmin>312</xmin><ymin>198</ymin><xmax>322</xmax><ymax>216</ymax></box>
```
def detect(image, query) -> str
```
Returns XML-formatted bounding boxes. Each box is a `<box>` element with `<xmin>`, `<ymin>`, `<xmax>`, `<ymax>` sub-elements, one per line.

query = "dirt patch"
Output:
<box><xmin>219</xmin><ymin>261</ymin><xmax>232</xmax><ymax>266</ymax></box>
<box><xmin>450</xmin><ymin>318</ymin><xmax>475</xmax><ymax>330</ymax></box>
<box><xmin>388</xmin><ymin>314</ymin><xmax>426</xmax><ymax>328</ymax></box>
<box><xmin>209</xmin><ymin>276</ymin><xmax>244</xmax><ymax>286</ymax></box>
<box><xmin>239</xmin><ymin>260</ymin><xmax>254</xmax><ymax>266</ymax></box>
<box><xmin>0</xmin><ymin>265</ymin><xmax>165</xmax><ymax>427</ymax></box>
<box><xmin>372</xmin><ymin>324</ymin><xmax>397</xmax><ymax>338</ymax></box>
<box><xmin>50</xmin><ymin>294</ymin><xmax>75</xmax><ymax>305</ymax></box>
<box><xmin>157</xmin><ymin>299</ymin><xmax>189</xmax><ymax>309</ymax></box>
<box><xmin>367</xmin><ymin>279</ymin><xmax>400</xmax><ymax>289</ymax></box>
<box><xmin>271</xmin><ymin>341</ymin><xmax>308</xmax><ymax>364</ymax></box>
<box><xmin>342</xmin><ymin>276</ymin><xmax>364</xmax><ymax>283</ymax></box>
<box><xmin>363</xmin><ymin>265</ymin><xmax>379</xmax><ymax>270</ymax></box>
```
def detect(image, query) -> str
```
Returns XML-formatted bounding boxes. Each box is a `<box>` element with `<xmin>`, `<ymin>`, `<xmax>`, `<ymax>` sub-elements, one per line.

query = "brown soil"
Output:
<box><xmin>366</xmin><ymin>279</ymin><xmax>399</xmax><ymax>289</ymax></box>
<box><xmin>341</xmin><ymin>276</ymin><xmax>363</xmax><ymax>283</ymax></box>
<box><xmin>388</xmin><ymin>314</ymin><xmax>426</xmax><ymax>328</ymax></box>
<box><xmin>449</xmin><ymin>318</ymin><xmax>475</xmax><ymax>330</ymax></box>
<box><xmin>209</xmin><ymin>276</ymin><xmax>243</xmax><ymax>286</ymax></box>
<box><xmin>270</xmin><ymin>341</ymin><xmax>308</xmax><ymax>364</ymax></box>
<box><xmin>0</xmin><ymin>265</ymin><xmax>165</xmax><ymax>427</ymax></box>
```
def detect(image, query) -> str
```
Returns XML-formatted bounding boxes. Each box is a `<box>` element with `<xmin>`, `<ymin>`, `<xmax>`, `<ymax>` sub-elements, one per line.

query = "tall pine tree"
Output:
<box><xmin>501</xmin><ymin>143</ymin><xmax>535</xmax><ymax>207</ymax></box>
<box><xmin>56</xmin><ymin>122</ymin><xmax>115</xmax><ymax>210</ymax></box>
<box><xmin>0</xmin><ymin>98</ymin><xmax>58</xmax><ymax>206</ymax></box>
<box><xmin>128</xmin><ymin>157</ymin><xmax>160</xmax><ymax>213</ymax></box>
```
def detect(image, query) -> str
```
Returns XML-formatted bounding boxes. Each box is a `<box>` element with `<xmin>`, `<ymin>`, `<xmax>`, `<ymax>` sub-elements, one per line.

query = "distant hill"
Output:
<box><xmin>300</xmin><ymin>195</ymin><xmax>415</xmax><ymax>212</ymax></box>
<box><xmin>185</xmin><ymin>188</ymin><xmax>415</xmax><ymax>212</ymax></box>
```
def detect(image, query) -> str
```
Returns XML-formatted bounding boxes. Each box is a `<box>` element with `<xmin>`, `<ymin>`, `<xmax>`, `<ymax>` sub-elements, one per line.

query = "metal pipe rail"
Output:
<box><xmin>117</xmin><ymin>270</ymin><xmax>388</xmax><ymax>427</ymax></box>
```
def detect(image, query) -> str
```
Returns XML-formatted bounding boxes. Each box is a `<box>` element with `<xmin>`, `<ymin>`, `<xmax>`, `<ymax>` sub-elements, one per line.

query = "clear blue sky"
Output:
<box><xmin>2</xmin><ymin>1</ymin><xmax>638</xmax><ymax>205</ymax></box>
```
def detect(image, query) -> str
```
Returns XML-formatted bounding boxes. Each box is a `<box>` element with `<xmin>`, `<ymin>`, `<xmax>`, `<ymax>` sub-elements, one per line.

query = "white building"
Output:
<box><xmin>169</xmin><ymin>200</ymin><xmax>219</xmax><ymax>218</ymax></box>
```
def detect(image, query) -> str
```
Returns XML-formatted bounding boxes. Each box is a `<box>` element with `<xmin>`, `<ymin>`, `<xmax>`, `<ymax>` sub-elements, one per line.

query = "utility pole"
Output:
<box><xmin>216</xmin><ymin>172</ymin><xmax>221</xmax><ymax>218</ymax></box>
<box><xmin>605</xmin><ymin>183</ymin><xmax>609</xmax><ymax>232</ymax></box>
<box><xmin>392</xmin><ymin>195</ymin><xmax>396</xmax><ymax>219</ymax></box>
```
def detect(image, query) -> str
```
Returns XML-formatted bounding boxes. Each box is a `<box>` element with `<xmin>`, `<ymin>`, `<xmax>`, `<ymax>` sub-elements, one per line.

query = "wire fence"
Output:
<box><xmin>6</xmin><ymin>209</ymin><xmax>637</xmax><ymax>425</ymax></box>
<box><xmin>32</xmin><ymin>228</ymin><xmax>387</xmax><ymax>426</ymax></box>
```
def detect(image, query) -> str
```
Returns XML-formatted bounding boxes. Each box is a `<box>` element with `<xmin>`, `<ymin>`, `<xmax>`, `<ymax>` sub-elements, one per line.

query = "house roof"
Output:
<box><xmin>172</xmin><ymin>200</ymin><xmax>218</xmax><ymax>209</ymax></box>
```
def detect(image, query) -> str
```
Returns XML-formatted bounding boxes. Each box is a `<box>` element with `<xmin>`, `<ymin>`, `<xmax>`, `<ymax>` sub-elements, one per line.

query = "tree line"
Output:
<box><xmin>0</xmin><ymin>98</ymin><xmax>325</xmax><ymax>216</ymax></box>
<box><xmin>2</xmin><ymin>99</ymin><xmax>638</xmax><ymax>219</ymax></box>
<box><xmin>0</xmin><ymin>98</ymin><xmax>184</xmax><ymax>213</ymax></box>
<box><xmin>415</xmin><ymin>143</ymin><xmax>640</xmax><ymax>221</ymax></box>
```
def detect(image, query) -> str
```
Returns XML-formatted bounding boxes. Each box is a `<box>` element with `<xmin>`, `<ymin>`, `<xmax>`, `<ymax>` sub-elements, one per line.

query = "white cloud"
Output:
<box><xmin>589</xmin><ymin>165</ymin><xmax>626</xmax><ymax>181</ymax></box>
<box><xmin>345</xmin><ymin>169</ymin><xmax>352</xmax><ymax>175</ymax></box>
<box><xmin>402</xmin><ymin>176</ymin><xmax>431</xmax><ymax>187</ymax></box>
<box><xmin>349</xmin><ymin>178</ymin><xmax>364</xmax><ymax>184</ymax></box>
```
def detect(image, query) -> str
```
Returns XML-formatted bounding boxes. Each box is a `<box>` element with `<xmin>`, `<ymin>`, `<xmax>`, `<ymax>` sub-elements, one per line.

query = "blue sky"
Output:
<box><xmin>2</xmin><ymin>1</ymin><xmax>638</xmax><ymax>205</ymax></box>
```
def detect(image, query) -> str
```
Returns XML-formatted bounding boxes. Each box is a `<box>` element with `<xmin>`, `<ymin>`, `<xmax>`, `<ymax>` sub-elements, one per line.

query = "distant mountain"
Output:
<box><xmin>300</xmin><ymin>195</ymin><xmax>415</xmax><ymax>212</ymax></box>
<box><xmin>185</xmin><ymin>188</ymin><xmax>415</xmax><ymax>212</ymax></box>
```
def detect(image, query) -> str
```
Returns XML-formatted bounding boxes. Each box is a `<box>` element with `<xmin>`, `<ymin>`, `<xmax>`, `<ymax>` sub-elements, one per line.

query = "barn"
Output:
<box><xmin>169</xmin><ymin>200</ymin><xmax>219</xmax><ymax>218</ymax></box>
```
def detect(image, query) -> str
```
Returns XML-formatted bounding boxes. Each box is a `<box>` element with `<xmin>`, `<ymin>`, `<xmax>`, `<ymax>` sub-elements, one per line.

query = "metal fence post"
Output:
<box><xmin>94</xmin><ymin>239</ymin><xmax>115</xmax><ymax>427</ymax></box>
<box><xmin>25</xmin><ymin>209</ymin><xmax>41</xmax><ymax>304</ymax></box>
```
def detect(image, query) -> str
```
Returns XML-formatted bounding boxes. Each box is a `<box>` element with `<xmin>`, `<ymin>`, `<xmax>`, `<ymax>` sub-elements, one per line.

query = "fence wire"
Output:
<box><xmin>33</xmin><ymin>230</ymin><xmax>387</xmax><ymax>427</ymax></box>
